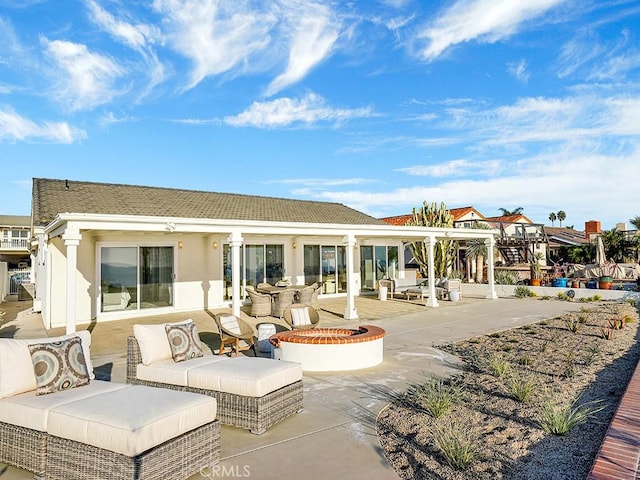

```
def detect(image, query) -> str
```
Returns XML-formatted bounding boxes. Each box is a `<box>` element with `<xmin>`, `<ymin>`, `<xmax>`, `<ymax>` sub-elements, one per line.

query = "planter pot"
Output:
<box><xmin>552</xmin><ymin>278</ymin><xmax>569</xmax><ymax>288</ymax></box>
<box><xmin>586</xmin><ymin>280</ymin><xmax>598</xmax><ymax>289</ymax></box>
<box><xmin>570</xmin><ymin>280</ymin><xmax>580</xmax><ymax>288</ymax></box>
<box><xmin>530</xmin><ymin>278</ymin><xmax>541</xmax><ymax>286</ymax></box>
<box><xmin>598</xmin><ymin>276</ymin><xmax>613</xmax><ymax>290</ymax></box>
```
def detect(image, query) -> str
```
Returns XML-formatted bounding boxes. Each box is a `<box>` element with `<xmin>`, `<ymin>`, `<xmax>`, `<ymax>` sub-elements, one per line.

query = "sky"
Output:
<box><xmin>1</xmin><ymin>0</ymin><xmax>639</xmax><ymax>231</ymax></box>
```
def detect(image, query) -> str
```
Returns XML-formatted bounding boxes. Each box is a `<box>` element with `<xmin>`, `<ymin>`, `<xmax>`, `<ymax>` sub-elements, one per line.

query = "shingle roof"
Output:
<box><xmin>0</xmin><ymin>215</ymin><xmax>30</xmax><ymax>227</ymax></box>
<box><xmin>32</xmin><ymin>178</ymin><xmax>388</xmax><ymax>227</ymax></box>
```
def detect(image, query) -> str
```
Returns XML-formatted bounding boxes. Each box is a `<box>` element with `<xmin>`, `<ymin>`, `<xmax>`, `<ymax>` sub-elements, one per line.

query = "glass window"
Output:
<box><xmin>303</xmin><ymin>245</ymin><xmax>321</xmax><ymax>285</ymax></box>
<box><xmin>223</xmin><ymin>243</ymin><xmax>284</xmax><ymax>300</ymax></box>
<box><xmin>140</xmin><ymin>246</ymin><xmax>174</xmax><ymax>309</ymax></box>
<box><xmin>100</xmin><ymin>245</ymin><xmax>174</xmax><ymax>313</ymax></box>
<box><xmin>100</xmin><ymin>247</ymin><xmax>137</xmax><ymax>313</ymax></box>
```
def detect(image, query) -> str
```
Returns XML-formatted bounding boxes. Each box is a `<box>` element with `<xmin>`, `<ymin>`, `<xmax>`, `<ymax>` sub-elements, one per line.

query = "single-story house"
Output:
<box><xmin>30</xmin><ymin>178</ymin><xmax>499</xmax><ymax>333</ymax></box>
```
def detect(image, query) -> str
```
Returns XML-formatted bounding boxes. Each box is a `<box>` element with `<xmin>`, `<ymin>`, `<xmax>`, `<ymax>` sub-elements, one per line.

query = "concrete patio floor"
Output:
<box><xmin>0</xmin><ymin>294</ymin><xmax>583</xmax><ymax>480</ymax></box>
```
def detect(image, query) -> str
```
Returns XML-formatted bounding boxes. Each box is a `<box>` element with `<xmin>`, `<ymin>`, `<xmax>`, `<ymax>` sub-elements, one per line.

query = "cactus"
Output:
<box><xmin>406</xmin><ymin>202</ymin><xmax>458</xmax><ymax>279</ymax></box>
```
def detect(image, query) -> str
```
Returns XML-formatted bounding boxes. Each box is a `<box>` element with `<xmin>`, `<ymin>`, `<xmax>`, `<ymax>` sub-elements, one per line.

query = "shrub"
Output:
<box><xmin>565</xmin><ymin>317</ymin><xmax>581</xmax><ymax>333</ymax></box>
<box><xmin>537</xmin><ymin>396</ymin><xmax>604</xmax><ymax>435</ymax></box>
<box><xmin>514</xmin><ymin>286</ymin><xmax>536</xmax><ymax>298</ymax></box>
<box><xmin>406</xmin><ymin>377</ymin><xmax>462</xmax><ymax>418</ymax></box>
<box><xmin>517</xmin><ymin>356</ymin><xmax>533</xmax><ymax>366</ymax></box>
<box><xmin>487</xmin><ymin>354</ymin><xmax>511</xmax><ymax>377</ymax></box>
<box><xmin>432</xmin><ymin>418</ymin><xmax>481</xmax><ymax>470</ymax></box>
<box><xmin>505</xmin><ymin>374</ymin><xmax>537</xmax><ymax>402</ymax></box>
<box><xmin>495</xmin><ymin>270</ymin><xmax>519</xmax><ymax>285</ymax></box>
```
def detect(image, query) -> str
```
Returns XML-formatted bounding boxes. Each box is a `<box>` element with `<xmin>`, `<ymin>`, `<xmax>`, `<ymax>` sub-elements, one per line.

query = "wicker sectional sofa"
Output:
<box><xmin>0</xmin><ymin>330</ymin><xmax>220</xmax><ymax>480</ymax></box>
<box><xmin>127</xmin><ymin>320</ymin><xmax>304</xmax><ymax>434</ymax></box>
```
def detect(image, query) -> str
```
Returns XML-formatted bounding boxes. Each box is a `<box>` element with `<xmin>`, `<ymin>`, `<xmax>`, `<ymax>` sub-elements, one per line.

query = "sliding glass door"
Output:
<box><xmin>223</xmin><ymin>243</ymin><xmax>284</xmax><ymax>300</ymax></box>
<box><xmin>360</xmin><ymin>245</ymin><xmax>399</xmax><ymax>291</ymax></box>
<box><xmin>100</xmin><ymin>245</ymin><xmax>174</xmax><ymax>313</ymax></box>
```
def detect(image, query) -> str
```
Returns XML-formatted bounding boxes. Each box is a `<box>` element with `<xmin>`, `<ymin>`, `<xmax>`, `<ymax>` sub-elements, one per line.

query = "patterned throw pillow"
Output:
<box><xmin>28</xmin><ymin>336</ymin><xmax>90</xmax><ymax>396</ymax></box>
<box><xmin>165</xmin><ymin>322</ymin><xmax>205</xmax><ymax>362</ymax></box>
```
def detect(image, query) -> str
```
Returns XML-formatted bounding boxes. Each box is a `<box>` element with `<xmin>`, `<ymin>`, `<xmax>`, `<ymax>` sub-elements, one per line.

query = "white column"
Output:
<box><xmin>425</xmin><ymin>236</ymin><xmax>439</xmax><ymax>308</ymax></box>
<box><xmin>229</xmin><ymin>232</ymin><xmax>244</xmax><ymax>317</ymax></box>
<box><xmin>62</xmin><ymin>228</ymin><xmax>82</xmax><ymax>334</ymax></box>
<box><xmin>485</xmin><ymin>237</ymin><xmax>498</xmax><ymax>299</ymax></box>
<box><xmin>343</xmin><ymin>235</ymin><xmax>358</xmax><ymax>320</ymax></box>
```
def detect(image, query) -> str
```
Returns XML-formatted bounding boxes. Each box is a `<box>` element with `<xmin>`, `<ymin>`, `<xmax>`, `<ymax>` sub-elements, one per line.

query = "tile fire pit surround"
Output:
<box><xmin>269</xmin><ymin>326</ymin><xmax>385</xmax><ymax>372</ymax></box>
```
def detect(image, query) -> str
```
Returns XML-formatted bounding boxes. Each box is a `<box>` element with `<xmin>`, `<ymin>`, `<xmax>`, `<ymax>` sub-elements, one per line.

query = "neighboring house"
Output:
<box><xmin>0</xmin><ymin>215</ymin><xmax>32</xmax><ymax>298</ymax></box>
<box><xmin>482</xmin><ymin>214</ymin><xmax>547</xmax><ymax>265</ymax></box>
<box><xmin>0</xmin><ymin>215</ymin><xmax>31</xmax><ymax>268</ymax></box>
<box><xmin>545</xmin><ymin>226</ymin><xmax>589</xmax><ymax>262</ymax></box>
<box><xmin>30</xmin><ymin>178</ymin><xmax>499</xmax><ymax>333</ymax></box>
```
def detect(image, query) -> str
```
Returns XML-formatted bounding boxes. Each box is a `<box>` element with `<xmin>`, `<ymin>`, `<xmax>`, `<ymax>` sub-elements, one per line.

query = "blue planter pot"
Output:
<box><xmin>552</xmin><ymin>278</ymin><xmax>569</xmax><ymax>288</ymax></box>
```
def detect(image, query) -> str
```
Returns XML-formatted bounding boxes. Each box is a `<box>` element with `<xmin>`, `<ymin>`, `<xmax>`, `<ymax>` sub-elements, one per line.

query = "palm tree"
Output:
<box><xmin>498</xmin><ymin>207</ymin><xmax>524</xmax><ymax>216</ymax></box>
<box><xmin>630</xmin><ymin>215</ymin><xmax>640</xmax><ymax>230</ymax></box>
<box><xmin>549</xmin><ymin>212</ymin><xmax>557</xmax><ymax>226</ymax></box>
<box><xmin>557</xmin><ymin>210</ymin><xmax>566</xmax><ymax>227</ymax></box>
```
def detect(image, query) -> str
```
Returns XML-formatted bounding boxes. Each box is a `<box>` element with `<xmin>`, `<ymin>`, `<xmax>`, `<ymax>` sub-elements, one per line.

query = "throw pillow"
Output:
<box><xmin>218</xmin><ymin>315</ymin><xmax>241</xmax><ymax>335</ymax></box>
<box><xmin>291</xmin><ymin>307</ymin><xmax>312</xmax><ymax>327</ymax></box>
<box><xmin>133</xmin><ymin>319</ymin><xmax>193</xmax><ymax>365</ymax></box>
<box><xmin>28</xmin><ymin>336</ymin><xmax>90</xmax><ymax>396</ymax></box>
<box><xmin>165</xmin><ymin>322</ymin><xmax>205</xmax><ymax>362</ymax></box>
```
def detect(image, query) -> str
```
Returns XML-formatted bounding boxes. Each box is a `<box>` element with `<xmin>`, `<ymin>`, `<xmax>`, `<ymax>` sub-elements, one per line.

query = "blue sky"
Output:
<box><xmin>1</xmin><ymin>0</ymin><xmax>639</xmax><ymax>231</ymax></box>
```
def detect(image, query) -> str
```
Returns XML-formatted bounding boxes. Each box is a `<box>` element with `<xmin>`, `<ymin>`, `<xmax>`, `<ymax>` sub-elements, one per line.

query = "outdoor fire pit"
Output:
<box><xmin>269</xmin><ymin>325</ymin><xmax>385</xmax><ymax>372</ymax></box>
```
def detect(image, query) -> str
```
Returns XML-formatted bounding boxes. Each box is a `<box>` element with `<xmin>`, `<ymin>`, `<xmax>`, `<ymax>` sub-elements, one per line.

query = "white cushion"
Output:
<box><xmin>133</xmin><ymin>319</ymin><xmax>193</xmax><ymax>366</ymax></box>
<box><xmin>218</xmin><ymin>315</ymin><xmax>241</xmax><ymax>335</ymax></box>
<box><xmin>0</xmin><ymin>330</ymin><xmax>95</xmax><ymax>399</ymax></box>
<box><xmin>136</xmin><ymin>355</ymin><xmax>227</xmax><ymax>386</ymax></box>
<box><xmin>47</xmin><ymin>385</ymin><xmax>217</xmax><ymax>457</ymax></box>
<box><xmin>0</xmin><ymin>380</ymin><xmax>126</xmax><ymax>432</ymax></box>
<box><xmin>290</xmin><ymin>307</ymin><xmax>311</xmax><ymax>326</ymax></box>
<box><xmin>188</xmin><ymin>357</ymin><xmax>302</xmax><ymax>397</ymax></box>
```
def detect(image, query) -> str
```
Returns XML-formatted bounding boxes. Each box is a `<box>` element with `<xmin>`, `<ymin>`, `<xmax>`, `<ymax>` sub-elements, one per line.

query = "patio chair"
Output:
<box><xmin>271</xmin><ymin>289</ymin><xmax>296</xmax><ymax>318</ymax></box>
<box><xmin>296</xmin><ymin>284</ymin><xmax>314</xmax><ymax>304</ymax></box>
<box><xmin>214</xmin><ymin>314</ymin><xmax>257</xmax><ymax>357</ymax></box>
<box><xmin>257</xmin><ymin>282</ymin><xmax>272</xmax><ymax>290</ymax></box>
<box><xmin>246</xmin><ymin>289</ymin><xmax>272</xmax><ymax>317</ymax></box>
<box><xmin>282</xmin><ymin>305</ymin><xmax>320</xmax><ymax>330</ymax></box>
<box><xmin>298</xmin><ymin>283</ymin><xmax>321</xmax><ymax>308</ymax></box>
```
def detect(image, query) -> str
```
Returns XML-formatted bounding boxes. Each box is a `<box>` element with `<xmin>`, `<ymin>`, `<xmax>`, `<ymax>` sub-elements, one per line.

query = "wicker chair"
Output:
<box><xmin>246</xmin><ymin>289</ymin><xmax>272</xmax><ymax>317</ymax></box>
<box><xmin>214</xmin><ymin>314</ymin><xmax>256</xmax><ymax>356</ymax></box>
<box><xmin>271</xmin><ymin>289</ymin><xmax>296</xmax><ymax>318</ymax></box>
<box><xmin>282</xmin><ymin>305</ymin><xmax>320</xmax><ymax>330</ymax></box>
<box><xmin>256</xmin><ymin>282</ymin><xmax>272</xmax><ymax>290</ymax></box>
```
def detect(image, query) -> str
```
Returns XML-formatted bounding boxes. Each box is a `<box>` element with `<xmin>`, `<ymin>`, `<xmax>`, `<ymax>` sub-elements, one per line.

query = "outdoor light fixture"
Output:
<box><xmin>178</xmin><ymin>241</ymin><xmax>183</xmax><ymax>249</ymax></box>
<box><xmin>292</xmin><ymin>242</ymin><xmax>296</xmax><ymax>249</ymax></box>
<box><xmin>212</xmin><ymin>241</ymin><xmax>218</xmax><ymax>249</ymax></box>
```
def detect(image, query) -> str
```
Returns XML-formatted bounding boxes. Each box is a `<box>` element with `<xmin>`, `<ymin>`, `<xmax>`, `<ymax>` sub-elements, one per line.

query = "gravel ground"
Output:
<box><xmin>377</xmin><ymin>300</ymin><xmax>640</xmax><ymax>480</ymax></box>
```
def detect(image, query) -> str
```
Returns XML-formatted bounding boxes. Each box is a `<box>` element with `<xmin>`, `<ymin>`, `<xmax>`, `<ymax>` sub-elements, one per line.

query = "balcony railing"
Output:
<box><xmin>0</xmin><ymin>238</ymin><xmax>29</xmax><ymax>250</ymax></box>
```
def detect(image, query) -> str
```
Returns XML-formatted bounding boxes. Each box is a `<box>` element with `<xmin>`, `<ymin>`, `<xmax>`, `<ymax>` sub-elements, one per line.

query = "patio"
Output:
<box><xmin>0</xmin><ymin>294</ymin><xmax>595</xmax><ymax>479</ymax></box>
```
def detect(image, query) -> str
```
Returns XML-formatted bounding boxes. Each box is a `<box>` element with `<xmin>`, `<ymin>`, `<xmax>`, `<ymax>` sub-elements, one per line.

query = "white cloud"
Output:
<box><xmin>42</xmin><ymin>37</ymin><xmax>124</xmax><ymax>111</ymax></box>
<box><xmin>265</xmin><ymin>1</ymin><xmax>340</xmax><ymax>96</ymax></box>
<box><xmin>0</xmin><ymin>107</ymin><xmax>86</xmax><ymax>143</ymax></box>
<box><xmin>507</xmin><ymin>58</ymin><xmax>530</xmax><ymax>84</ymax></box>
<box><xmin>86</xmin><ymin>0</ymin><xmax>158</xmax><ymax>51</ymax></box>
<box><xmin>417</xmin><ymin>0</ymin><xmax>563</xmax><ymax>61</ymax></box>
<box><xmin>397</xmin><ymin>159</ymin><xmax>503</xmax><ymax>178</ymax></box>
<box><xmin>86</xmin><ymin>1</ymin><xmax>166</xmax><ymax>95</ymax></box>
<box><xmin>153</xmin><ymin>0</ymin><xmax>274</xmax><ymax>90</ymax></box>
<box><xmin>224</xmin><ymin>93</ymin><xmax>373</xmax><ymax>128</ymax></box>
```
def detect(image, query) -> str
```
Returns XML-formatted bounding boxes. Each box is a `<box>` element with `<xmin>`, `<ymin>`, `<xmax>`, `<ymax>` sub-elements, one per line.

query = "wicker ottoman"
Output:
<box><xmin>44</xmin><ymin>384</ymin><xmax>220</xmax><ymax>480</ymax></box>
